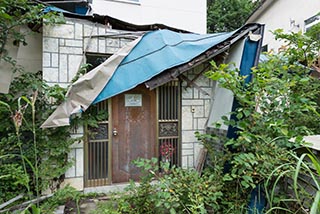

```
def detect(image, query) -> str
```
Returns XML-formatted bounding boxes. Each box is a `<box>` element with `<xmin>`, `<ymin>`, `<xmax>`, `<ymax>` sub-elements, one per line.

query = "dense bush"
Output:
<box><xmin>198</xmin><ymin>26</ymin><xmax>320</xmax><ymax>213</ymax></box>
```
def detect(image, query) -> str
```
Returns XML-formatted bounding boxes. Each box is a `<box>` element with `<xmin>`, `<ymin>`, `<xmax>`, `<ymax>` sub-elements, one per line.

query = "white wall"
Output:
<box><xmin>43</xmin><ymin>18</ymin><xmax>135</xmax><ymax>190</ymax></box>
<box><xmin>207</xmin><ymin>39</ymin><xmax>245</xmax><ymax>130</ymax></box>
<box><xmin>181</xmin><ymin>63</ymin><xmax>213</xmax><ymax>168</ymax></box>
<box><xmin>17</xmin><ymin>26</ymin><xmax>43</xmax><ymax>73</ymax></box>
<box><xmin>247</xmin><ymin>0</ymin><xmax>320</xmax><ymax>52</ymax></box>
<box><xmin>0</xmin><ymin>26</ymin><xmax>42</xmax><ymax>93</ymax></box>
<box><xmin>91</xmin><ymin>0</ymin><xmax>207</xmax><ymax>33</ymax></box>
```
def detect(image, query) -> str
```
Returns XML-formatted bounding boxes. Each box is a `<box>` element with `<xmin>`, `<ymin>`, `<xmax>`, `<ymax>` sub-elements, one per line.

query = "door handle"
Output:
<box><xmin>113</xmin><ymin>128</ymin><xmax>118</xmax><ymax>136</ymax></box>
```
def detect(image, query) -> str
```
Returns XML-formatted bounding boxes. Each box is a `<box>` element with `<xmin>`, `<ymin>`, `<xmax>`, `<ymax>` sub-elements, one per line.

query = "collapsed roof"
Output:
<box><xmin>41</xmin><ymin>23</ymin><xmax>264</xmax><ymax>128</ymax></box>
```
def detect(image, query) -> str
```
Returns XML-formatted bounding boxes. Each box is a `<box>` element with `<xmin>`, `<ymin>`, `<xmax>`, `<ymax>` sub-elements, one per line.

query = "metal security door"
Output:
<box><xmin>84</xmin><ymin>100</ymin><xmax>111</xmax><ymax>187</ymax></box>
<box><xmin>158</xmin><ymin>81</ymin><xmax>181</xmax><ymax>166</ymax></box>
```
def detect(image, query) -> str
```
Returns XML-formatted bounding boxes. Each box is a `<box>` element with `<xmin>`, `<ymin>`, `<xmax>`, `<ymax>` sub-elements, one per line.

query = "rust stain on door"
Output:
<box><xmin>112</xmin><ymin>84</ymin><xmax>156</xmax><ymax>183</ymax></box>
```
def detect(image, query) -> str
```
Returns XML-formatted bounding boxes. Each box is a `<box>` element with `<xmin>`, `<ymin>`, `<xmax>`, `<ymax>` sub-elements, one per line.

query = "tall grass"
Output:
<box><xmin>265</xmin><ymin>150</ymin><xmax>320</xmax><ymax>214</ymax></box>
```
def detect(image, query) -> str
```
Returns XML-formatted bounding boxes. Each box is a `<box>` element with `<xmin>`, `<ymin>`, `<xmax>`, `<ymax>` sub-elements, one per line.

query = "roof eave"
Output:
<box><xmin>246</xmin><ymin>0</ymin><xmax>275</xmax><ymax>24</ymax></box>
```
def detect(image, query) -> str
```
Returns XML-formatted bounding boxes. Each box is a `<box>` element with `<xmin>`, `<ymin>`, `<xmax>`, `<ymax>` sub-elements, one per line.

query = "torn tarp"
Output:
<box><xmin>41</xmin><ymin>37</ymin><xmax>142</xmax><ymax>128</ymax></box>
<box><xmin>92</xmin><ymin>30</ymin><xmax>235</xmax><ymax>104</ymax></box>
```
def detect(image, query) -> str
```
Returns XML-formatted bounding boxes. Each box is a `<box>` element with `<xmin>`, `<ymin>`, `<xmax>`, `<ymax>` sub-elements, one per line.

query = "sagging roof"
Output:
<box><xmin>94</xmin><ymin>23</ymin><xmax>262</xmax><ymax>104</ymax></box>
<box><xmin>41</xmin><ymin>23</ymin><xmax>263</xmax><ymax>128</ymax></box>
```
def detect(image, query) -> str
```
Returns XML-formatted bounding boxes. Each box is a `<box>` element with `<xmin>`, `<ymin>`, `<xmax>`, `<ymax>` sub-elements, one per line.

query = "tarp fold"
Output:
<box><xmin>41</xmin><ymin>37</ymin><xmax>142</xmax><ymax>128</ymax></box>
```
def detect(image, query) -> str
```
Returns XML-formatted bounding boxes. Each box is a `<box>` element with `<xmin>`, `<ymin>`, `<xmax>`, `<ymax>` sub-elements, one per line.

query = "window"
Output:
<box><xmin>261</xmin><ymin>45</ymin><xmax>268</xmax><ymax>53</ymax></box>
<box><xmin>305</xmin><ymin>14</ymin><xmax>320</xmax><ymax>32</ymax></box>
<box><xmin>86</xmin><ymin>53</ymin><xmax>112</xmax><ymax>70</ymax></box>
<box><xmin>158</xmin><ymin>81</ymin><xmax>181</xmax><ymax>167</ymax></box>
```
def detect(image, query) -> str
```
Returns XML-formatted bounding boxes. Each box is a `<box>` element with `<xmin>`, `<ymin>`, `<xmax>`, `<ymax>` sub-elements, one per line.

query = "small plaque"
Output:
<box><xmin>125</xmin><ymin>94</ymin><xmax>142</xmax><ymax>107</ymax></box>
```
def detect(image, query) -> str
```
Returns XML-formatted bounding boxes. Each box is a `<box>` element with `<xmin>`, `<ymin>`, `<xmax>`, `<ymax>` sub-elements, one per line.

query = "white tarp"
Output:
<box><xmin>41</xmin><ymin>37</ymin><xmax>142</xmax><ymax>128</ymax></box>
<box><xmin>0</xmin><ymin>41</ymin><xmax>18</xmax><ymax>94</ymax></box>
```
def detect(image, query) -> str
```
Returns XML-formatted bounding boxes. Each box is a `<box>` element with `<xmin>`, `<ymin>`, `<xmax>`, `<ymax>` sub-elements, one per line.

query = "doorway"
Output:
<box><xmin>111</xmin><ymin>84</ymin><xmax>157</xmax><ymax>183</ymax></box>
<box><xmin>84</xmin><ymin>82</ymin><xmax>180</xmax><ymax>187</ymax></box>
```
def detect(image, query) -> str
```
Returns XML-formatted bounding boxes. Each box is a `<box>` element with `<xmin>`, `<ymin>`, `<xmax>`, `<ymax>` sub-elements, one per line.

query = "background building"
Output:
<box><xmin>246</xmin><ymin>0</ymin><xmax>320</xmax><ymax>52</ymax></box>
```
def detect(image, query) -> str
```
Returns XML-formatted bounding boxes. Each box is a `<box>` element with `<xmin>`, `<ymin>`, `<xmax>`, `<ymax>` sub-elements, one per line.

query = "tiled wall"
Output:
<box><xmin>43</xmin><ymin>18</ymin><xmax>131</xmax><ymax>87</ymax></box>
<box><xmin>181</xmin><ymin>63</ymin><xmax>213</xmax><ymax>168</ymax></box>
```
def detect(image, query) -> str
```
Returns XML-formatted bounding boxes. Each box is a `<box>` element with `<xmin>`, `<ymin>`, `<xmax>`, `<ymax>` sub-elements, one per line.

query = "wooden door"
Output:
<box><xmin>111</xmin><ymin>84</ymin><xmax>157</xmax><ymax>183</ymax></box>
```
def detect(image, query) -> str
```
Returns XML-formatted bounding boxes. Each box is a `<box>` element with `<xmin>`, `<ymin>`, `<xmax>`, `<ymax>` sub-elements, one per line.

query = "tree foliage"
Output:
<box><xmin>207</xmin><ymin>0</ymin><xmax>260</xmax><ymax>33</ymax></box>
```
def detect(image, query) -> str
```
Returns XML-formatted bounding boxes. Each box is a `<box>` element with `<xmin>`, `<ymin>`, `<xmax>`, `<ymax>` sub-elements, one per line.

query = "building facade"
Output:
<box><xmin>246</xmin><ymin>0</ymin><xmax>320</xmax><ymax>52</ymax></box>
<box><xmin>42</xmin><ymin>17</ymin><xmax>263</xmax><ymax>190</ymax></box>
<box><xmin>90</xmin><ymin>0</ymin><xmax>207</xmax><ymax>33</ymax></box>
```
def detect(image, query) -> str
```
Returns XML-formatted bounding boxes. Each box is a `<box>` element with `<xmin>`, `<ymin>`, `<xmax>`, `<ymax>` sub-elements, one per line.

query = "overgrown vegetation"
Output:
<box><xmin>0</xmin><ymin>72</ymin><xmax>76</xmax><ymax>207</ymax></box>
<box><xmin>0</xmin><ymin>0</ymin><xmax>76</xmax><ymax>212</ymax></box>
<box><xmin>76</xmin><ymin>24</ymin><xmax>320</xmax><ymax>214</ymax></box>
<box><xmin>93</xmin><ymin>158</ymin><xmax>224</xmax><ymax>214</ymax></box>
<box><xmin>198</xmin><ymin>26</ymin><xmax>320</xmax><ymax>213</ymax></box>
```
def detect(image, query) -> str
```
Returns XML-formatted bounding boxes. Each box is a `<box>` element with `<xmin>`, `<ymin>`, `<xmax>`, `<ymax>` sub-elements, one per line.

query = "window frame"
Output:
<box><xmin>304</xmin><ymin>14</ymin><xmax>320</xmax><ymax>32</ymax></box>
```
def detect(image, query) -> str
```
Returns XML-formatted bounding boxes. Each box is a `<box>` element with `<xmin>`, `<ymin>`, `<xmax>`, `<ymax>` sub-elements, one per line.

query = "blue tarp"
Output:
<box><xmin>44</xmin><ymin>5</ymin><xmax>89</xmax><ymax>16</ymax></box>
<box><xmin>93</xmin><ymin>29</ymin><xmax>234</xmax><ymax>104</ymax></box>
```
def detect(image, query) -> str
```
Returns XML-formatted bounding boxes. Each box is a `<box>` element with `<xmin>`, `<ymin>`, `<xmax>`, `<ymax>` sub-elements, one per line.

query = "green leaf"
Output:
<box><xmin>243</xmin><ymin>175</ymin><xmax>253</xmax><ymax>183</ymax></box>
<box><xmin>221</xmin><ymin>115</ymin><xmax>228</xmax><ymax>121</ymax></box>
<box><xmin>300</xmin><ymin>77</ymin><xmax>309</xmax><ymax>83</ymax></box>
<box><xmin>241</xmin><ymin>180</ymin><xmax>250</xmax><ymax>188</ymax></box>
<box><xmin>307</xmin><ymin>153</ymin><xmax>320</xmax><ymax>178</ymax></box>
<box><xmin>31</xmin><ymin>204</ymin><xmax>41</xmax><ymax>214</ymax></box>
<box><xmin>20</xmin><ymin>96</ymin><xmax>32</xmax><ymax>105</ymax></box>
<box><xmin>0</xmin><ymin>12</ymin><xmax>12</xmax><ymax>20</ymax></box>
<box><xmin>280</xmin><ymin>128</ymin><xmax>288</xmax><ymax>136</ymax></box>
<box><xmin>170</xmin><ymin>208</ymin><xmax>177</xmax><ymax>214</ymax></box>
<box><xmin>236</xmin><ymin>112</ymin><xmax>243</xmax><ymax>120</ymax></box>
<box><xmin>0</xmin><ymin>101</ymin><xmax>10</xmax><ymax>110</ymax></box>
<box><xmin>243</xmin><ymin>109</ymin><xmax>251</xmax><ymax>117</ymax></box>
<box><xmin>310</xmin><ymin>191</ymin><xmax>320</xmax><ymax>214</ymax></box>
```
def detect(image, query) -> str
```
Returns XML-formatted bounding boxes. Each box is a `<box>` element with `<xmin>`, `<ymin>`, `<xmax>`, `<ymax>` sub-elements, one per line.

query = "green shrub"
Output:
<box><xmin>197</xmin><ymin>27</ymin><xmax>320</xmax><ymax>213</ymax></box>
<box><xmin>40</xmin><ymin>185</ymin><xmax>81</xmax><ymax>213</ymax></box>
<box><xmin>92</xmin><ymin>158</ymin><xmax>223</xmax><ymax>214</ymax></box>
